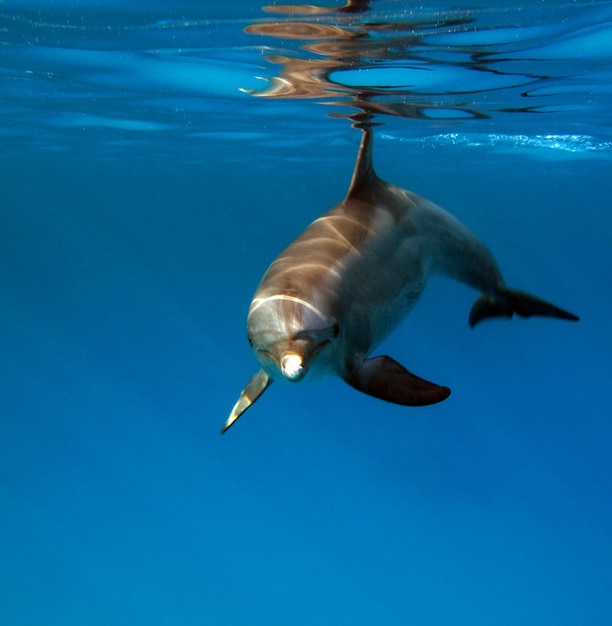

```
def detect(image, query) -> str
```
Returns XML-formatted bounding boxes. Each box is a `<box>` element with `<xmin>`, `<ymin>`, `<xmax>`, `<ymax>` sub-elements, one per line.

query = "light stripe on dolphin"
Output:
<box><xmin>222</xmin><ymin>128</ymin><xmax>578</xmax><ymax>434</ymax></box>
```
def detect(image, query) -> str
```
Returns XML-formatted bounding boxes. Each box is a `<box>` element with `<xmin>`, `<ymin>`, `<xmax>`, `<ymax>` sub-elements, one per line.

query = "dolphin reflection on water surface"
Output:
<box><xmin>222</xmin><ymin>128</ymin><xmax>578</xmax><ymax>434</ymax></box>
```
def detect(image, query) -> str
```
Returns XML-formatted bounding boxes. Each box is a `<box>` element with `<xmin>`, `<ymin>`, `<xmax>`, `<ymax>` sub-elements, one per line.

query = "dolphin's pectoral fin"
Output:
<box><xmin>221</xmin><ymin>369</ymin><xmax>272</xmax><ymax>434</ymax></box>
<box><xmin>344</xmin><ymin>355</ymin><xmax>451</xmax><ymax>406</ymax></box>
<box><xmin>469</xmin><ymin>288</ymin><xmax>579</xmax><ymax>328</ymax></box>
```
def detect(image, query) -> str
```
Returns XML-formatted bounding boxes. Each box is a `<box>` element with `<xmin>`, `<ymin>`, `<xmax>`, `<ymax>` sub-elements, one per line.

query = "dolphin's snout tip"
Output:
<box><xmin>281</xmin><ymin>353</ymin><xmax>304</xmax><ymax>382</ymax></box>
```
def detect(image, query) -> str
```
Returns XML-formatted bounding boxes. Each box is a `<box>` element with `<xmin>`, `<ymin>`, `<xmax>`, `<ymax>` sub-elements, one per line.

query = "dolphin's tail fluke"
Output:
<box><xmin>469</xmin><ymin>288</ymin><xmax>579</xmax><ymax>328</ymax></box>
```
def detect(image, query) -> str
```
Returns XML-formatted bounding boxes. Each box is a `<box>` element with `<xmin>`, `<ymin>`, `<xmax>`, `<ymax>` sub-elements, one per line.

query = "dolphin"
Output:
<box><xmin>221</xmin><ymin>128</ymin><xmax>578</xmax><ymax>434</ymax></box>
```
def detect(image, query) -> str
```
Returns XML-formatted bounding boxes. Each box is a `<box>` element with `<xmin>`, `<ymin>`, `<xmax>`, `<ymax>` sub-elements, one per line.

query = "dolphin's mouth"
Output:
<box><xmin>256</xmin><ymin>338</ymin><xmax>332</xmax><ymax>382</ymax></box>
<box><xmin>282</xmin><ymin>338</ymin><xmax>332</xmax><ymax>382</ymax></box>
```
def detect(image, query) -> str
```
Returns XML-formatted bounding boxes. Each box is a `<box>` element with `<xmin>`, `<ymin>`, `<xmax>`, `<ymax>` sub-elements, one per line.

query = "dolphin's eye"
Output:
<box><xmin>332</xmin><ymin>323</ymin><xmax>340</xmax><ymax>338</ymax></box>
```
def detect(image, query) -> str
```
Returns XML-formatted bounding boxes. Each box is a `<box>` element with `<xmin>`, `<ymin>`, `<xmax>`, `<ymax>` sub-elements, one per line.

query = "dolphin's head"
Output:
<box><xmin>247</xmin><ymin>294</ymin><xmax>339</xmax><ymax>383</ymax></box>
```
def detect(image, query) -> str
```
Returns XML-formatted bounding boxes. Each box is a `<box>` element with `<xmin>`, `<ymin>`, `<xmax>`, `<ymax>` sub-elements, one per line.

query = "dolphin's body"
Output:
<box><xmin>222</xmin><ymin>129</ymin><xmax>578</xmax><ymax>433</ymax></box>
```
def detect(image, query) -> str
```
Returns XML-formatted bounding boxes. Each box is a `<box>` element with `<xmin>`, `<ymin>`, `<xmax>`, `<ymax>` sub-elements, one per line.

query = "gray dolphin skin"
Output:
<box><xmin>221</xmin><ymin>128</ymin><xmax>578</xmax><ymax>434</ymax></box>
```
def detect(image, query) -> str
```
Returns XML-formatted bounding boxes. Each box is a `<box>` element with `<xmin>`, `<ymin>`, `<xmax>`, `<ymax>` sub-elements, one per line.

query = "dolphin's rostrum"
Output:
<box><xmin>222</xmin><ymin>128</ymin><xmax>578</xmax><ymax>434</ymax></box>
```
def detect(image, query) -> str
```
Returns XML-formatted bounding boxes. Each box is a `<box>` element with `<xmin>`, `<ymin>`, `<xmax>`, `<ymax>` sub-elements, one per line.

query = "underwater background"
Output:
<box><xmin>1</xmin><ymin>1</ymin><xmax>611</xmax><ymax>624</ymax></box>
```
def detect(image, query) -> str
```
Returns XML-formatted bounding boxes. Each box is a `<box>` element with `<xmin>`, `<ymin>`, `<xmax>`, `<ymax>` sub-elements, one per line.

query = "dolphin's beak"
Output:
<box><xmin>280</xmin><ymin>353</ymin><xmax>304</xmax><ymax>382</ymax></box>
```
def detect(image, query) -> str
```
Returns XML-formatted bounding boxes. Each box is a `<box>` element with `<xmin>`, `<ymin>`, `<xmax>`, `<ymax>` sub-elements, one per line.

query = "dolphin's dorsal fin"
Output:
<box><xmin>347</xmin><ymin>128</ymin><xmax>377</xmax><ymax>197</ymax></box>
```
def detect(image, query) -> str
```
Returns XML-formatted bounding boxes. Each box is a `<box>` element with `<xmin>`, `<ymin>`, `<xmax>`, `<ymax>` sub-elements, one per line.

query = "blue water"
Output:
<box><xmin>1</xmin><ymin>1</ymin><xmax>611</xmax><ymax>624</ymax></box>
